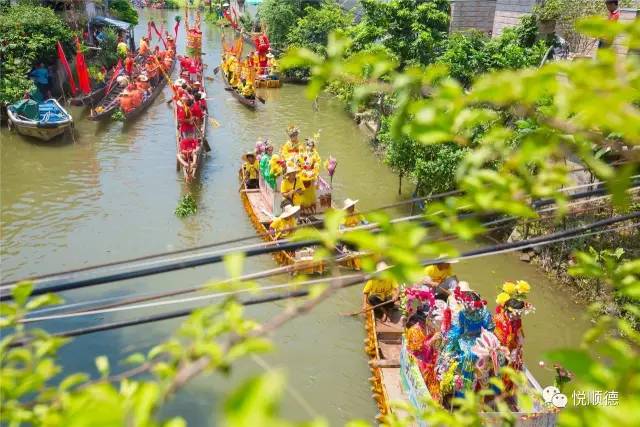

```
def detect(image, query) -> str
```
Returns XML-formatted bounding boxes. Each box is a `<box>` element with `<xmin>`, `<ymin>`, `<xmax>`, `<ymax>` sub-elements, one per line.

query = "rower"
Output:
<box><xmin>299</xmin><ymin>167</ymin><xmax>317</xmax><ymax>215</ymax></box>
<box><xmin>136</xmin><ymin>74</ymin><xmax>151</xmax><ymax>93</ymax></box>
<box><xmin>190</xmin><ymin>94</ymin><xmax>204</xmax><ymax>126</ymax></box>
<box><xmin>167</xmin><ymin>34</ymin><xmax>176</xmax><ymax>51</ymax></box>
<box><xmin>341</xmin><ymin>198</ymin><xmax>367</xmax><ymax>229</ymax></box>
<box><xmin>269</xmin><ymin>204</ymin><xmax>300</xmax><ymax>240</ymax></box>
<box><xmin>178</xmin><ymin>137</ymin><xmax>199</xmax><ymax>174</ymax></box>
<box><xmin>362</xmin><ymin>262</ymin><xmax>398</xmax><ymax>321</ymax></box>
<box><xmin>280</xmin><ymin>166</ymin><xmax>304</xmax><ymax>207</ymax></box>
<box><xmin>241</xmin><ymin>151</ymin><xmax>260</xmax><ymax>189</ymax></box>
<box><xmin>124</xmin><ymin>52</ymin><xmax>135</xmax><ymax>77</ymax></box>
<box><xmin>139</xmin><ymin>35</ymin><xmax>150</xmax><ymax>56</ymax></box>
<box><xmin>240</xmin><ymin>79</ymin><xmax>255</xmax><ymax>99</ymax></box>
<box><xmin>423</xmin><ymin>256</ymin><xmax>458</xmax><ymax>300</ymax></box>
<box><xmin>119</xmin><ymin>89</ymin><xmax>133</xmax><ymax>113</ymax></box>
<box><xmin>177</xmin><ymin>97</ymin><xmax>196</xmax><ymax>138</ymax></box>
<box><xmin>194</xmin><ymin>92</ymin><xmax>207</xmax><ymax>114</ymax></box>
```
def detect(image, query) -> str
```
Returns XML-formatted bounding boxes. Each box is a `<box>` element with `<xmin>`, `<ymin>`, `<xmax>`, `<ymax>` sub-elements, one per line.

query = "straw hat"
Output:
<box><xmin>137</xmin><ymin>74</ymin><xmax>149</xmax><ymax>82</ymax></box>
<box><xmin>280</xmin><ymin>204</ymin><xmax>300</xmax><ymax>219</ymax></box>
<box><xmin>241</xmin><ymin>151</ymin><xmax>256</xmax><ymax>162</ymax></box>
<box><xmin>285</xmin><ymin>166</ymin><xmax>299</xmax><ymax>175</ymax></box>
<box><xmin>266</xmin><ymin>52</ymin><xmax>274</xmax><ymax>58</ymax></box>
<box><xmin>457</xmin><ymin>281</ymin><xmax>471</xmax><ymax>292</ymax></box>
<box><xmin>376</xmin><ymin>261</ymin><xmax>389</xmax><ymax>272</ymax></box>
<box><xmin>342</xmin><ymin>198</ymin><xmax>359</xmax><ymax>210</ymax></box>
<box><xmin>175</xmin><ymin>78</ymin><xmax>186</xmax><ymax>86</ymax></box>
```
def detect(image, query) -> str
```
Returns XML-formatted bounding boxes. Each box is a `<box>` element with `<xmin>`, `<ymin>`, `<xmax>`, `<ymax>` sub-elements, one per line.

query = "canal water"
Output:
<box><xmin>1</xmin><ymin>8</ymin><xmax>590</xmax><ymax>425</ymax></box>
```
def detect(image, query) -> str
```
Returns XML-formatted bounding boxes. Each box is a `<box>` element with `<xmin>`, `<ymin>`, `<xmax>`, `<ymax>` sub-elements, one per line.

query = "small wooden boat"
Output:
<box><xmin>255</xmin><ymin>77</ymin><xmax>281</xmax><ymax>89</ymax></box>
<box><xmin>364</xmin><ymin>302</ymin><xmax>556</xmax><ymax>425</ymax></box>
<box><xmin>123</xmin><ymin>57</ymin><xmax>176</xmax><ymax>122</ymax></box>
<box><xmin>239</xmin><ymin>172</ymin><xmax>361</xmax><ymax>273</ymax></box>
<box><xmin>221</xmin><ymin>70</ymin><xmax>257</xmax><ymax>109</ymax></box>
<box><xmin>7</xmin><ymin>99</ymin><xmax>73</xmax><ymax>142</ymax></box>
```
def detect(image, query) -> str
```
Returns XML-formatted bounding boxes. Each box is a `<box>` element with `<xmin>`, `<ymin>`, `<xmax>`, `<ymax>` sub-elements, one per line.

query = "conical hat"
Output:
<box><xmin>342</xmin><ymin>198</ymin><xmax>359</xmax><ymax>210</ymax></box>
<box><xmin>280</xmin><ymin>204</ymin><xmax>300</xmax><ymax>218</ymax></box>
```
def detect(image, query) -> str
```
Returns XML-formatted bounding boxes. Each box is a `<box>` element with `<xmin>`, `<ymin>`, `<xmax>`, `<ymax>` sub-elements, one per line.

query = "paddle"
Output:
<box><xmin>195</xmin><ymin>118</ymin><xmax>211</xmax><ymax>152</ymax></box>
<box><xmin>340</xmin><ymin>297</ymin><xmax>398</xmax><ymax>317</ymax></box>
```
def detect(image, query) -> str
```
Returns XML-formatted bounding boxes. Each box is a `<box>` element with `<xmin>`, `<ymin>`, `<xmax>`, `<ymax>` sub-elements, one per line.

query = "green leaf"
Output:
<box><xmin>59</xmin><ymin>373</ymin><xmax>89</xmax><ymax>391</ymax></box>
<box><xmin>95</xmin><ymin>356</ymin><xmax>110</xmax><ymax>377</ymax></box>
<box><xmin>223</xmin><ymin>252</ymin><xmax>245</xmax><ymax>282</ymax></box>
<box><xmin>123</xmin><ymin>352</ymin><xmax>146</xmax><ymax>365</ymax></box>
<box><xmin>12</xmin><ymin>282</ymin><xmax>33</xmax><ymax>307</ymax></box>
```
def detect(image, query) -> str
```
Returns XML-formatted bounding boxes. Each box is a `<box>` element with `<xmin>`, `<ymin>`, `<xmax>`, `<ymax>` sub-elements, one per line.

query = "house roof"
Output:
<box><xmin>91</xmin><ymin>16</ymin><xmax>133</xmax><ymax>31</ymax></box>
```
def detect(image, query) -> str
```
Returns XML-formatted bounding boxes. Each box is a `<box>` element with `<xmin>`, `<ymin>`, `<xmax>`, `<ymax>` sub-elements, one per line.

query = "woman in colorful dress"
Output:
<box><xmin>437</xmin><ymin>286</ymin><xmax>494</xmax><ymax>403</ymax></box>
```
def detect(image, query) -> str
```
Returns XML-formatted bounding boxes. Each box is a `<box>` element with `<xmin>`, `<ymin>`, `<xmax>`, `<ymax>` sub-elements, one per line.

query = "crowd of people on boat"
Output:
<box><xmin>175</xmin><ymin>54</ymin><xmax>207</xmax><ymax>177</ymax></box>
<box><xmin>362</xmin><ymin>260</ymin><xmax>534</xmax><ymax>409</ymax></box>
<box><xmin>114</xmin><ymin>34</ymin><xmax>176</xmax><ymax>115</ymax></box>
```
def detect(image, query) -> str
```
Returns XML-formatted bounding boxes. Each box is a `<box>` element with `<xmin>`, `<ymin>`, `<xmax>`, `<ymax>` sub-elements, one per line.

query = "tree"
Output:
<box><xmin>0</xmin><ymin>4</ymin><xmax>73</xmax><ymax>104</ymax></box>
<box><xmin>109</xmin><ymin>0</ymin><xmax>139</xmax><ymax>25</ymax></box>
<box><xmin>257</xmin><ymin>0</ymin><xmax>301</xmax><ymax>50</ymax></box>
<box><xmin>349</xmin><ymin>0</ymin><xmax>450</xmax><ymax>66</ymax></box>
<box><xmin>286</xmin><ymin>0</ymin><xmax>353</xmax><ymax>56</ymax></box>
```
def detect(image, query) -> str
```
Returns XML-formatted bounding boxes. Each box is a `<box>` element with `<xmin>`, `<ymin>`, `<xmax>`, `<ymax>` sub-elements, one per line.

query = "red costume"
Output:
<box><xmin>177</xmin><ymin>104</ymin><xmax>195</xmax><ymax>134</ymax></box>
<box><xmin>180</xmin><ymin>137</ymin><xmax>198</xmax><ymax>153</ymax></box>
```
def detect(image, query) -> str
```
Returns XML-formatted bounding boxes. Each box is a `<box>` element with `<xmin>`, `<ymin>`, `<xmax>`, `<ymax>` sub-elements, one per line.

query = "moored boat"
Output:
<box><xmin>7</xmin><ymin>99</ymin><xmax>73</xmax><ymax>142</ymax></box>
<box><xmin>364</xmin><ymin>281</ymin><xmax>556</xmax><ymax>425</ymax></box>
<box><xmin>255</xmin><ymin>77</ymin><xmax>280</xmax><ymax>89</ymax></box>
<box><xmin>88</xmin><ymin>82</ymin><xmax>126</xmax><ymax>121</ymax></box>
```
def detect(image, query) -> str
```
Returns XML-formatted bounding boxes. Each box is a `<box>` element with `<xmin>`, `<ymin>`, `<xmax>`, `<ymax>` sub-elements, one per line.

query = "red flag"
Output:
<box><xmin>75</xmin><ymin>39</ymin><xmax>91</xmax><ymax>95</ymax></box>
<box><xmin>150</xmin><ymin>22</ymin><xmax>167</xmax><ymax>49</ymax></box>
<box><xmin>105</xmin><ymin>59</ymin><xmax>123</xmax><ymax>95</ymax></box>
<box><xmin>56</xmin><ymin>41</ymin><xmax>77</xmax><ymax>95</ymax></box>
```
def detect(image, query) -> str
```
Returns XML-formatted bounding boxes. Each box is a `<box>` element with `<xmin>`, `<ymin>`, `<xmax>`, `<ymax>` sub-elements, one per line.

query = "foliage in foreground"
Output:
<box><xmin>281</xmin><ymin>15</ymin><xmax>639</xmax><ymax>424</ymax></box>
<box><xmin>0</xmin><ymin>4</ymin><xmax>73</xmax><ymax>104</ymax></box>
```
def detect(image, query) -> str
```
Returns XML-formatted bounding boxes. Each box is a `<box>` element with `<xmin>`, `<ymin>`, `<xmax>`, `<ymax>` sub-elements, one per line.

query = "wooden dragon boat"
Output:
<box><xmin>123</xmin><ymin>57</ymin><xmax>176</xmax><ymax>123</ymax></box>
<box><xmin>221</xmin><ymin>69</ymin><xmax>257</xmax><ymax>109</ymax></box>
<box><xmin>364</xmin><ymin>298</ymin><xmax>557</xmax><ymax>425</ymax></box>
<box><xmin>239</xmin><ymin>171</ymin><xmax>361</xmax><ymax>273</ymax></box>
<box><xmin>6</xmin><ymin>99</ymin><xmax>73</xmax><ymax>142</ymax></box>
<box><xmin>175</xmin><ymin>65</ymin><xmax>207</xmax><ymax>182</ymax></box>
<box><xmin>88</xmin><ymin>82</ymin><xmax>126</xmax><ymax>121</ymax></box>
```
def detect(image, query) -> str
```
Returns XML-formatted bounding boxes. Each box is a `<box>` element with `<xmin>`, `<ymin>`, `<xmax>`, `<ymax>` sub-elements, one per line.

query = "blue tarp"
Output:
<box><xmin>91</xmin><ymin>16</ymin><xmax>133</xmax><ymax>31</ymax></box>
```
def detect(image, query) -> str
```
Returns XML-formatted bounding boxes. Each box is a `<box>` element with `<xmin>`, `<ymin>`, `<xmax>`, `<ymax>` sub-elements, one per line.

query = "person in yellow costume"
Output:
<box><xmin>269</xmin><ymin>204</ymin><xmax>300</xmax><ymax>240</ymax></box>
<box><xmin>280</xmin><ymin>125</ymin><xmax>301</xmax><ymax>161</ymax></box>
<box><xmin>341</xmin><ymin>198</ymin><xmax>367</xmax><ymax>228</ymax></box>
<box><xmin>362</xmin><ymin>262</ymin><xmax>398</xmax><ymax>320</ymax></box>
<box><xmin>302</xmin><ymin>137</ymin><xmax>321</xmax><ymax>172</ymax></box>
<box><xmin>280</xmin><ymin>166</ymin><xmax>305</xmax><ymax>207</ymax></box>
<box><xmin>299</xmin><ymin>168</ymin><xmax>317</xmax><ymax>214</ymax></box>
<box><xmin>241</xmin><ymin>151</ymin><xmax>259</xmax><ymax>189</ymax></box>
<box><xmin>423</xmin><ymin>256</ymin><xmax>458</xmax><ymax>300</ymax></box>
<box><xmin>240</xmin><ymin>79</ymin><xmax>255</xmax><ymax>98</ymax></box>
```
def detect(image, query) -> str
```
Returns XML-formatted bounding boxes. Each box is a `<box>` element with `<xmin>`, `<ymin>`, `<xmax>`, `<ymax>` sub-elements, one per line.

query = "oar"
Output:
<box><xmin>193</xmin><ymin>116</ymin><xmax>211</xmax><ymax>152</ymax></box>
<box><xmin>340</xmin><ymin>297</ymin><xmax>398</xmax><ymax>317</ymax></box>
<box><xmin>256</xmin><ymin>95</ymin><xmax>265</xmax><ymax>104</ymax></box>
<box><xmin>213</xmin><ymin>66</ymin><xmax>220</xmax><ymax>75</ymax></box>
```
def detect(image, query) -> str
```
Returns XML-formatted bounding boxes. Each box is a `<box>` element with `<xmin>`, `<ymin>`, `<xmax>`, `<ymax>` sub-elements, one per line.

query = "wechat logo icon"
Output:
<box><xmin>543</xmin><ymin>386</ymin><xmax>568</xmax><ymax>408</ymax></box>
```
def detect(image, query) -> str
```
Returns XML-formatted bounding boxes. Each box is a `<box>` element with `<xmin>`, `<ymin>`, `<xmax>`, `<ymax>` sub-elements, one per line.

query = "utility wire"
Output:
<box><xmin>1</xmin><ymin>182</ymin><xmax>636</xmax><ymax>302</ymax></box>
<box><xmin>9</xmin><ymin>213</ymin><xmax>639</xmax><ymax>342</ymax></box>
<box><xmin>25</xmin><ymin>191</ymin><xmax>628</xmax><ymax>319</ymax></box>
<box><xmin>0</xmin><ymin>178</ymin><xmax>621</xmax><ymax>292</ymax></box>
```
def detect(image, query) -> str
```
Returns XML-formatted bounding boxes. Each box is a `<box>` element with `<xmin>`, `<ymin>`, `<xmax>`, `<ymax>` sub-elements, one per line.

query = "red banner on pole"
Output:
<box><xmin>105</xmin><ymin>59</ymin><xmax>123</xmax><ymax>95</ymax></box>
<box><xmin>75</xmin><ymin>39</ymin><xmax>91</xmax><ymax>95</ymax></box>
<box><xmin>56</xmin><ymin>41</ymin><xmax>77</xmax><ymax>96</ymax></box>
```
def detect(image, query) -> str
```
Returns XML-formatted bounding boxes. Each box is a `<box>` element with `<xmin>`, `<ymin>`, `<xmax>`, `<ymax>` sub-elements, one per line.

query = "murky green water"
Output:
<box><xmin>1</xmin><ymin>8</ymin><xmax>591</xmax><ymax>425</ymax></box>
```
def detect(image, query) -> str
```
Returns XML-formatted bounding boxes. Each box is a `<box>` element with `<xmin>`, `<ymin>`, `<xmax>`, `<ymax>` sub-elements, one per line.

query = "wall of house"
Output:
<box><xmin>491</xmin><ymin>0</ymin><xmax>539</xmax><ymax>36</ymax></box>
<box><xmin>450</xmin><ymin>0</ymin><xmax>497</xmax><ymax>34</ymax></box>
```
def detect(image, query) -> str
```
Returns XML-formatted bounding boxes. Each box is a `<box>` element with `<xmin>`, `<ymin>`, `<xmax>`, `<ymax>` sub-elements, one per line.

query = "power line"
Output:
<box><xmin>11</xmin><ymin>214</ymin><xmax>639</xmax><ymax>336</ymax></box>
<box><xmin>1</xmin><ymin>183</ymin><xmax>636</xmax><ymax>302</ymax></box>
<box><xmin>1</xmin><ymin>178</ymin><xmax>621</xmax><ymax>292</ymax></box>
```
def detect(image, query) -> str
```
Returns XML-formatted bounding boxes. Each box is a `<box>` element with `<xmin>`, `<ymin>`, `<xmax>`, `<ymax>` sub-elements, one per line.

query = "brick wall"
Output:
<box><xmin>450</xmin><ymin>0</ymin><xmax>497</xmax><ymax>34</ymax></box>
<box><xmin>491</xmin><ymin>0</ymin><xmax>540</xmax><ymax>36</ymax></box>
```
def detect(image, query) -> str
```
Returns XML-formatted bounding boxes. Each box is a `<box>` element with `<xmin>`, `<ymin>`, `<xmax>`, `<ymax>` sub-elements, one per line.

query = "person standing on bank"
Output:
<box><xmin>30</xmin><ymin>63</ymin><xmax>51</xmax><ymax>99</ymax></box>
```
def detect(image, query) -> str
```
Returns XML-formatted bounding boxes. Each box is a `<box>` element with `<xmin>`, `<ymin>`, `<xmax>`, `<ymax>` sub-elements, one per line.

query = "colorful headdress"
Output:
<box><xmin>287</xmin><ymin>125</ymin><xmax>299</xmax><ymax>137</ymax></box>
<box><xmin>404</xmin><ymin>287</ymin><xmax>436</xmax><ymax>317</ymax></box>
<box><xmin>496</xmin><ymin>280</ymin><xmax>534</xmax><ymax>315</ymax></box>
<box><xmin>453</xmin><ymin>286</ymin><xmax>487</xmax><ymax>310</ymax></box>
